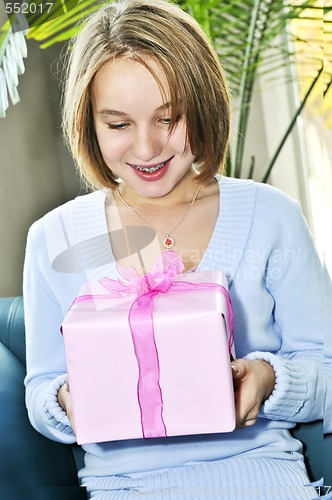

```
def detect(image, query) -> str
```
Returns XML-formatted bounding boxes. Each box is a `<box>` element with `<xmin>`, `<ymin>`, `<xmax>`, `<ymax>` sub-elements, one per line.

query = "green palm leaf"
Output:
<box><xmin>0</xmin><ymin>0</ymin><xmax>322</xmax><ymax>99</ymax></box>
<box><xmin>0</xmin><ymin>24</ymin><xmax>27</xmax><ymax>117</ymax></box>
<box><xmin>26</xmin><ymin>0</ymin><xmax>101</xmax><ymax>47</ymax></box>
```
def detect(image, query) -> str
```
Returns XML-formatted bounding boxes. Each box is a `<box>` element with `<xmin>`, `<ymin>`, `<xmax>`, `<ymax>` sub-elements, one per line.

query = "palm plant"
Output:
<box><xmin>0</xmin><ymin>0</ymin><xmax>329</xmax><ymax>181</ymax></box>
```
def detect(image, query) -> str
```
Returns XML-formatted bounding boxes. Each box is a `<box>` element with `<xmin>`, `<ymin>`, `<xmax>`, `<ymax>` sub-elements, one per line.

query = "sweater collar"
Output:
<box><xmin>72</xmin><ymin>176</ymin><xmax>256</xmax><ymax>284</ymax></box>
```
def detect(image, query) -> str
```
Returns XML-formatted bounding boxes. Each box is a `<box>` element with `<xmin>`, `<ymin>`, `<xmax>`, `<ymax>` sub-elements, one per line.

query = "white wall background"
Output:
<box><xmin>231</xmin><ymin>35</ymin><xmax>331</xmax><ymax>274</ymax></box>
<box><xmin>0</xmin><ymin>36</ymin><xmax>80</xmax><ymax>297</ymax></box>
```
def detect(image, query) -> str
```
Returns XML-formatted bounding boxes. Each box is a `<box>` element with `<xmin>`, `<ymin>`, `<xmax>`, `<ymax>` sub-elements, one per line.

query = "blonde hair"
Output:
<box><xmin>62</xmin><ymin>0</ymin><xmax>230</xmax><ymax>190</ymax></box>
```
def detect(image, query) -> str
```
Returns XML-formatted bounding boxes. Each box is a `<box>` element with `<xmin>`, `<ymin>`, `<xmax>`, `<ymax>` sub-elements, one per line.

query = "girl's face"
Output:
<box><xmin>91</xmin><ymin>57</ymin><xmax>196</xmax><ymax>198</ymax></box>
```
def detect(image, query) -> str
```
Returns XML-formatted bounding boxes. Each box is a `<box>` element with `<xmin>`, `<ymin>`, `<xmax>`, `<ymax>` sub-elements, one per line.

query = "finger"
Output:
<box><xmin>231</xmin><ymin>359</ymin><xmax>248</xmax><ymax>380</ymax></box>
<box><xmin>236</xmin><ymin>410</ymin><xmax>258</xmax><ymax>427</ymax></box>
<box><xmin>231</xmin><ymin>363</ymin><xmax>242</xmax><ymax>385</ymax></box>
<box><xmin>237</xmin><ymin>418</ymin><xmax>257</xmax><ymax>428</ymax></box>
<box><xmin>235</xmin><ymin>396</ymin><xmax>260</xmax><ymax>428</ymax></box>
<box><xmin>243</xmin><ymin>418</ymin><xmax>257</xmax><ymax>427</ymax></box>
<box><xmin>231</xmin><ymin>363</ymin><xmax>240</xmax><ymax>377</ymax></box>
<box><xmin>65</xmin><ymin>401</ymin><xmax>76</xmax><ymax>436</ymax></box>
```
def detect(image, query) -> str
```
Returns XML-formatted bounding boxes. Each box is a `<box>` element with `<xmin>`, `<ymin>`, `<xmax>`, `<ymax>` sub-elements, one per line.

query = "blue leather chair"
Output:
<box><xmin>0</xmin><ymin>296</ymin><xmax>330</xmax><ymax>498</ymax></box>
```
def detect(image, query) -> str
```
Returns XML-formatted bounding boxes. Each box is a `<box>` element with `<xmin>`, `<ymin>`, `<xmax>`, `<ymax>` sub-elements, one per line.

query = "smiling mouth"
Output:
<box><xmin>130</xmin><ymin>158</ymin><xmax>172</xmax><ymax>173</ymax></box>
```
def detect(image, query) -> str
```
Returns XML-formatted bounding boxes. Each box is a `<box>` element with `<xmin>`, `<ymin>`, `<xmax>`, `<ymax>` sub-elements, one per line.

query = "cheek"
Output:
<box><xmin>169</xmin><ymin>122</ymin><xmax>192</xmax><ymax>156</ymax></box>
<box><xmin>95</xmin><ymin>127</ymin><xmax>127</xmax><ymax>162</ymax></box>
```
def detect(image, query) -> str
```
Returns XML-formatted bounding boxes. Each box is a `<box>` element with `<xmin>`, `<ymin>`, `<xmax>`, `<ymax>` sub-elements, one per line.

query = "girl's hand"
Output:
<box><xmin>231</xmin><ymin>359</ymin><xmax>276</xmax><ymax>428</ymax></box>
<box><xmin>57</xmin><ymin>377</ymin><xmax>76</xmax><ymax>434</ymax></box>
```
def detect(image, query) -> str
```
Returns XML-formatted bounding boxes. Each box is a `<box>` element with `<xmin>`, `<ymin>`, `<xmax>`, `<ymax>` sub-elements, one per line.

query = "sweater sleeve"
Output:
<box><xmin>23</xmin><ymin>217</ymin><xmax>82</xmax><ymax>444</ymax></box>
<box><xmin>247</xmin><ymin>207</ymin><xmax>332</xmax><ymax>426</ymax></box>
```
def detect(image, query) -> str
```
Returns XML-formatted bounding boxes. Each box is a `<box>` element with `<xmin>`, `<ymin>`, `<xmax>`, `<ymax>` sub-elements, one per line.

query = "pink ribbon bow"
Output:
<box><xmin>99</xmin><ymin>249</ymin><xmax>185</xmax><ymax>296</ymax></box>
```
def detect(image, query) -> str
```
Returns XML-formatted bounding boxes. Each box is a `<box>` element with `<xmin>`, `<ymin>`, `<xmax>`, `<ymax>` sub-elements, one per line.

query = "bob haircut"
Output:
<box><xmin>62</xmin><ymin>0</ymin><xmax>230</xmax><ymax>190</ymax></box>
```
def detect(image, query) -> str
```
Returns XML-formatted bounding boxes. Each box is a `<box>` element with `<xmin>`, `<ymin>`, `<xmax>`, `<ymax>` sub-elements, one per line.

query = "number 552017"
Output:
<box><xmin>5</xmin><ymin>2</ymin><xmax>54</xmax><ymax>14</ymax></box>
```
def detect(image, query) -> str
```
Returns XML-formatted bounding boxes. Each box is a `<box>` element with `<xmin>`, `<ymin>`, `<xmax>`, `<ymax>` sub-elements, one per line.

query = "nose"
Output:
<box><xmin>131</xmin><ymin>126</ymin><xmax>163</xmax><ymax>162</ymax></box>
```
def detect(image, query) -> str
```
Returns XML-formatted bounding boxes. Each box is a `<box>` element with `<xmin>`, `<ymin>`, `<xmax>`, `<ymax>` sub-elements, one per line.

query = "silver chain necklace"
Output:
<box><xmin>116</xmin><ymin>183</ymin><xmax>202</xmax><ymax>249</ymax></box>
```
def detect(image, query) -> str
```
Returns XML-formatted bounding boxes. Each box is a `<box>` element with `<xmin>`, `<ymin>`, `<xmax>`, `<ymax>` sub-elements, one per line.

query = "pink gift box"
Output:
<box><xmin>62</xmin><ymin>251</ymin><xmax>235</xmax><ymax>445</ymax></box>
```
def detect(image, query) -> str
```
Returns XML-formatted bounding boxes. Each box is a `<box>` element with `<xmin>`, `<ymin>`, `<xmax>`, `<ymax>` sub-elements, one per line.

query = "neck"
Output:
<box><xmin>116</xmin><ymin>169</ymin><xmax>202</xmax><ymax>211</ymax></box>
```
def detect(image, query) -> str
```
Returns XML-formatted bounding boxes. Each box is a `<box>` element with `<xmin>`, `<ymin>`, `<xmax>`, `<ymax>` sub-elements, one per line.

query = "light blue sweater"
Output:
<box><xmin>23</xmin><ymin>176</ymin><xmax>332</xmax><ymax>497</ymax></box>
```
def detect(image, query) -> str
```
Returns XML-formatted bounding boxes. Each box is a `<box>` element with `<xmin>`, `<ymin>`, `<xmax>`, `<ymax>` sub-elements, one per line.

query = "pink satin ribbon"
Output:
<box><xmin>71</xmin><ymin>250</ymin><xmax>234</xmax><ymax>439</ymax></box>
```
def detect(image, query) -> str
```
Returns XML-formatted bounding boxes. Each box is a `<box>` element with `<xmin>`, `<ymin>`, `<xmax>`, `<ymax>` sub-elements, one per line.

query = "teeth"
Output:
<box><xmin>134</xmin><ymin>161</ymin><xmax>167</xmax><ymax>173</ymax></box>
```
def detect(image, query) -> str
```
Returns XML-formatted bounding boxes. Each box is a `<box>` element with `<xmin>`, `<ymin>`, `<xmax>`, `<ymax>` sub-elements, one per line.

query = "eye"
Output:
<box><xmin>159</xmin><ymin>114</ymin><xmax>183</xmax><ymax>125</ymax></box>
<box><xmin>107</xmin><ymin>122</ymin><xmax>129</xmax><ymax>130</ymax></box>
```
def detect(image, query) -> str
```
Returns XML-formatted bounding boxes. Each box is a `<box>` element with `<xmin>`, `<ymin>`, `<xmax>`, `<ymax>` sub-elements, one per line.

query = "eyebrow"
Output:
<box><xmin>97</xmin><ymin>101</ymin><xmax>179</xmax><ymax>117</ymax></box>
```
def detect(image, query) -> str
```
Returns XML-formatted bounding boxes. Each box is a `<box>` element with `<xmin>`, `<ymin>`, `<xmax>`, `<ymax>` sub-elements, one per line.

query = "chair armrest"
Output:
<box><xmin>0</xmin><ymin>296</ymin><xmax>26</xmax><ymax>365</ymax></box>
<box><xmin>291</xmin><ymin>421</ymin><xmax>332</xmax><ymax>487</ymax></box>
<box><xmin>0</xmin><ymin>296</ymin><xmax>87</xmax><ymax>496</ymax></box>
